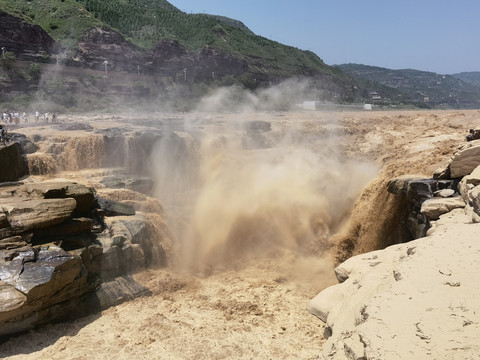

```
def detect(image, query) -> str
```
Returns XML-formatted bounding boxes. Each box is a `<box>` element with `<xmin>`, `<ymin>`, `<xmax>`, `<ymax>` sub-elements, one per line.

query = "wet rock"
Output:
<box><xmin>0</xmin><ymin>245</ymin><xmax>82</xmax><ymax>321</ymax></box>
<box><xmin>6</xmin><ymin>133</ymin><xmax>39</xmax><ymax>155</ymax></box>
<box><xmin>13</xmin><ymin>248</ymin><xmax>82</xmax><ymax>300</ymax></box>
<box><xmin>115</xmin><ymin>217</ymin><xmax>167</xmax><ymax>267</ymax></box>
<box><xmin>0</xmin><ymin>179</ymin><xmax>171</xmax><ymax>337</ymax></box>
<box><xmin>100</xmin><ymin>176</ymin><xmax>154</xmax><ymax>195</ymax></box>
<box><xmin>96</xmin><ymin>215</ymin><xmax>166</xmax><ymax>279</ymax></box>
<box><xmin>387</xmin><ymin>176</ymin><xmax>457</xmax><ymax>238</ymax></box>
<box><xmin>93</xmin><ymin>275</ymin><xmax>151</xmax><ymax>309</ymax></box>
<box><xmin>97</xmin><ymin>197</ymin><xmax>135</xmax><ymax>216</ymax></box>
<box><xmin>0</xmin><ymin>142</ymin><xmax>27</xmax><ymax>182</ymax></box>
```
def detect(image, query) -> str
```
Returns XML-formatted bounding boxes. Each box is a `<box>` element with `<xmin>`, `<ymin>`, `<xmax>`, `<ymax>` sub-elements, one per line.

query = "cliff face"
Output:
<box><xmin>70</xmin><ymin>27</ymin><xmax>247</xmax><ymax>82</ymax></box>
<box><xmin>0</xmin><ymin>11</ymin><xmax>57</xmax><ymax>61</ymax></box>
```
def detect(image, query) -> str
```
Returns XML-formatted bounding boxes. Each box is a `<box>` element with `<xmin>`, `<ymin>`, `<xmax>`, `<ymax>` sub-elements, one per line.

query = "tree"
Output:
<box><xmin>0</xmin><ymin>51</ymin><xmax>16</xmax><ymax>69</ymax></box>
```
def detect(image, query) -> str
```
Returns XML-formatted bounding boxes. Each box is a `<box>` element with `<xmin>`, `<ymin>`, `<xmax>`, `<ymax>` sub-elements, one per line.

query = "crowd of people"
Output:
<box><xmin>1</xmin><ymin>111</ymin><xmax>58</xmax><ymax>124</ymax></box>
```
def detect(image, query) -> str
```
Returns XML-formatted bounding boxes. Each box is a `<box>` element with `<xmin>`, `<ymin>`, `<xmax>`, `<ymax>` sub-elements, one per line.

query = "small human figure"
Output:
<box><xmin>23</xmin><ymin>112</ymin><xmax>28</xmax><ymax>123</ymax></box>
<box><xmin>52</xmin><ymin>113</ymin><xmax>57</xmax><ymax>123</ymax></box>
<box><xmin>0</xmin><ymin>125</ymin><xmax>7</xmax><ymax>146</ymax></box>
<box><xmin>35</xmin><ymin>111</ymin><xmax>39</xmax><ymax>122</ymax></box>
<box><xmin>44</xmin><ymin>112</ymin><xmax>49</xmax><ymax>122</ymax></box>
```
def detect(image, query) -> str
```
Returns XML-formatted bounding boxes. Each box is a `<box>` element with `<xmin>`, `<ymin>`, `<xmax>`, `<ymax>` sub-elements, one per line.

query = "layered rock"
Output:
<box><xmin>386</xmin><ymin>176</ymin><xmax>457</xmax><ymax>238</ymax></box>
<box><xmin>0</xmin><ymin>142</ymin><xmax>27</xmax><ymax>182</ymax></box>
<box><xmin>0</xmin><ymin>181</ymin><xmax>171</xmax><ymax>338</ymax></box>
<box><xmin>435</xmin><ymin>140</ymin><xmax>480</xmax><ymax>179</ymax></box>
<box><xmin>0</xmin><ymin>10</ymin><xmax>57</xmax><ymax>62</ymax></box>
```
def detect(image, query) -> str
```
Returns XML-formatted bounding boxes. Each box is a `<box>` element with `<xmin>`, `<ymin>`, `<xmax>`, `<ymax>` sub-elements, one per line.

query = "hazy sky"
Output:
<box><xmin>169</xmin><ymin>0</ymin><xmax>480</xmax><ymax>74</ymax></box>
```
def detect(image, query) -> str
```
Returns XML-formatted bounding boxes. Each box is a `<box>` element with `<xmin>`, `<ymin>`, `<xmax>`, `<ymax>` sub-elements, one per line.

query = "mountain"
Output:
<box><xmin>0</xmin><ymin>0</ymin><xmax>369</xmax><ymax>110</ymax></box>
<box><xmin>0</xmin><ymin>0</ymin><xmax>337</xmax><ymax>80</ymax></box>
<box><xmin>452</xmin><ymin>72</ymin><xmax>480</xmax><ymax>88</ymax></box>
<box><xmin>1</xmin><ymin>0</ymin><xmax>479</xmax><ymax>111</ymax></box>
<box><xmin>337</xmin><ymin>64</ymin><xmax>480</xmax><ymax>109</ymax></box>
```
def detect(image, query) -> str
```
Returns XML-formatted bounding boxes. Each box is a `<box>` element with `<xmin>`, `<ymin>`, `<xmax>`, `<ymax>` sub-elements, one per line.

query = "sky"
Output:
<box><xmin>169</xmin><ymin>0</ymin><xmax>480</xmax><ymax>75</ymax></box>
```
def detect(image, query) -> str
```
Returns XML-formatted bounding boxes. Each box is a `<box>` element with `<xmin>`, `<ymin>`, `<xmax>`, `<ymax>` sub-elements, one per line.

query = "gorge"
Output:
<box><xmin>0</xmin><ymin>109</ymin><xmax>479</xmax><ymax>359</ymax></box>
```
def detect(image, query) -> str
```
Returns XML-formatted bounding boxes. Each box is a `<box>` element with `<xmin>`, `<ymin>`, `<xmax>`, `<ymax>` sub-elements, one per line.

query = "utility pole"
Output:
<box><xmin>103</xmin><ymin>60</ymin><xmax>109</xmax><ymax>78</ymax></box>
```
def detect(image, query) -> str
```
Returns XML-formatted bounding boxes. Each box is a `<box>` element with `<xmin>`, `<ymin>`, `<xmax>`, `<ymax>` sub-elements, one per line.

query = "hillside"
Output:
<box><xmin>452</xmin><ymin>71</ymin><xmax>480</xmax><ymax>88</ymax></box>
<box><xmin>0</xmin><ymin>0</ymin><xmax>335</xmax><ymax>80</ymax></box>
<box><xmin>338</xmin><ymin>64</ymin><xmax>480</xmax><ymax>109</ymax></box>
<box><xmin>0</xmin><ymin>0</ymin><xmax>372</xmax><ymax>110</ymax></box>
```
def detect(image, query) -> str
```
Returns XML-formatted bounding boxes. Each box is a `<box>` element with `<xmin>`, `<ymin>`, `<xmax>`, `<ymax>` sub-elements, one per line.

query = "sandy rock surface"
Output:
<box><xmin>310</xmin><ymin>211</ymin><xmax>480</xmax><ymax>360</ymax></box>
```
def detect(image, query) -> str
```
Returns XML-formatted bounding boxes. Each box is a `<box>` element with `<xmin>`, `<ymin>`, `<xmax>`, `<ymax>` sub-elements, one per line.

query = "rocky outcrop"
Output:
<box><xmin>0</xmin><ymin>181</ymin><xmax>171</xmax><ymax>338</ymax></box>
<box><xmin>0</xmin><ymin>10</ymin><xmax>57</xmax><ymax>62</ymax></box>
<box><xmin>420</xmin><ymin>196</ymin><xmax>465</xmax><ymax>220</ymax></box>
<box><xmin>311</xmin><ymin>141</ymin><xmax>480</xmax><ymax>359</ymax></box>
<box><xmin>70</xmin><ymin>27</ymin><xmax>247</xmax><ymax>81</ymax></box>
<box><xmin>0</xmin><ymin>142</ymin><xmax>27</xmax><ymax>182</ymax></box>
<box><xmin>72</xmin><ymin>27</ymin><xmax>144</xmax><ymax>74</ymax></box>
<box><xmin>436</xmin><ymin>140</ymin><xmax>480</xmax><ymax>179</ymax></box>
<box><xmin>387</xmin><ymin>176</ymin><xmax>457</xmax><ymax>238</ymax></box>
<box><xmin>309</xmin><ymin>219</ymin><xmax>480</xmax><ymax>360</ymax></box>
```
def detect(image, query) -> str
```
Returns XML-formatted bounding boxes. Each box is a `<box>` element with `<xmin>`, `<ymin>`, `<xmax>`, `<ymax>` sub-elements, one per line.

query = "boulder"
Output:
<box><xmin>0</xmin><ymin>245</ymin><xmax>85</xmax><ymax>335</ymax></box>
<box><xmin>100</xmin><ymin>175</ymin><xmax>154</xmax><ymax>195</ymax></box>
<box><xmin>7</xmin><ymin>133</ymin><xmax>39</xmax><ymax>154</ymax></box>
<box><xmin>94</xmin><ymin>275</ymin><xmax>151</xmax><ymax>309</ymax></box>
<box><xmin>420</xmin><ymin>196</ymin><xmax>466</xmax><ymax>220</ymax></box>
<box><xmin>16</xmin><ymin>182</ymin><xmax>95</xmax><ymax>213</ymax></box>
<box><xmin>448</xmin><ymin>142</ymin><xmax>480</xmax><ymax>178</ymax></box>
<box><xmin>97</xmin><ymin>197</ymin><xmax>135</xmax><ymax>216</ymax></box>
<box><xmin>0</xmin><ymin>198</ymin><xmax>77</xmax><ymax>237</ymax></box>
<box><xmin>433</xmin><ymin>189</ymin><xmax>455</xmax><ymax>198</ymax></box>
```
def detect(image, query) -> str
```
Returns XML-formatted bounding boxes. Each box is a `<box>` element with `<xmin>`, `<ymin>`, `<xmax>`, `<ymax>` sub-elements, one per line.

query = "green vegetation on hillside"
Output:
<box><xmin>339</xmin><ymin>64</ymin><xmax>480</xmax><ymax>109</ymax></box>
<box><xmin>0</xmin><ymin>0</ymin><xmax>331</xmax><ymax>78</ymax></box>
<box><xmin>452</xmin><ymin>72</ymin><xmax>480</xmax><ymax>88</ymax></box>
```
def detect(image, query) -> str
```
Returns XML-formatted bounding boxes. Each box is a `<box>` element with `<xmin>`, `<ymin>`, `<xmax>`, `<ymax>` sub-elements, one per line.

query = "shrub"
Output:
<box><xmin>28</xmin><ymin>63</ymin><xmax>41</xmax><ymax>80</ymax></box>
<box><xmin>0</xmin><ymin>51</ymin><xmax>16</xmax><ymax>69</ymax></box>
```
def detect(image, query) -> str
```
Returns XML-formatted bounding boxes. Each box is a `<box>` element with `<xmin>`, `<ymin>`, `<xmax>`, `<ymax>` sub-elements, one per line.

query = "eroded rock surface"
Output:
<box><xmin>309</xmin><ymin>220</ymin><xmax>480</xmax><ymax>360</ymax></box>
<box><xmin>0</xmin><ymin>180</ymin><xmax>171</xmax><ymax>338</ymax></box>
